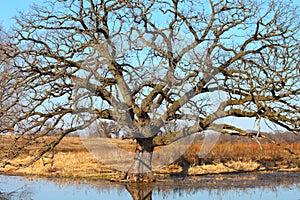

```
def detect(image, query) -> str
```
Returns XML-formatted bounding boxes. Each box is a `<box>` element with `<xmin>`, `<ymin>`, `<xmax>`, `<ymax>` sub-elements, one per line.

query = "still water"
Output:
<box><xmin>0</xmin><ymin>173</ymin><xmax>299</xmax><ymax>200</ymax></box>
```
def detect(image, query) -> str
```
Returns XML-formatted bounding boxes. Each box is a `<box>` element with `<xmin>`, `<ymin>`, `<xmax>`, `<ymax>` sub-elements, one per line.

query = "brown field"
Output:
<box><xmin>0</xmin><ymin>133</ymin><xmax>299</xmax><ymax>180</ymax></box>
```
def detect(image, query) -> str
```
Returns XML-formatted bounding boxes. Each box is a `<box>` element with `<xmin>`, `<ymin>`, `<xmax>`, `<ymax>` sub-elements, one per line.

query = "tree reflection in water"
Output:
<box><xmin>0</xmin><ymin>189</ymin><xmax>32</xmax><ymax>200</ymax></box>
<box><xmin>126</xmin><ymin>184</ymin><xmax>153</xmax><ymax>200</ymax></box>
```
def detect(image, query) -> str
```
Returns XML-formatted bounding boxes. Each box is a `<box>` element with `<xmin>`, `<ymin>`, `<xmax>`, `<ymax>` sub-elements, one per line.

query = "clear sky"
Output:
<box><xmin>1</xmin><ymin>0</ymin><xmax>297</xmax><ymax>133</ymax></box>
<box><xmin>0</xmin><ymin>0</ymin><xmax>39</xmax><ymax>29</ymax></box>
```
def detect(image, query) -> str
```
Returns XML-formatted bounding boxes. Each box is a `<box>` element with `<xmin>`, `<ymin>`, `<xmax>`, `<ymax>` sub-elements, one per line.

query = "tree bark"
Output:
<box><xmin>125</xmin><ymin>138</ymin><xmax>155</xmax><ymax>182</ymax></box>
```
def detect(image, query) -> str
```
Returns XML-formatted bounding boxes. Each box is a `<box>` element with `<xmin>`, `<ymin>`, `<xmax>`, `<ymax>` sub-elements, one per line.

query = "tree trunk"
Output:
<box><xmin>125</xmin><ymin>138</ymin><xmax>154</xmax><ymax>182</ymax></box>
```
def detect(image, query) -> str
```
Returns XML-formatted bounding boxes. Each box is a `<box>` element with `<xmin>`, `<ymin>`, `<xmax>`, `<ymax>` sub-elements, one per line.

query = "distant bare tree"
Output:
<box><xmin>90</xmin><ymin>120</ymin><xmax>120</xmax><ymax>138</ymax></box>
<box><xmin>0</xmin><ymin>0</ymin><xmax>299</xmax><ymax>182</ymax></box>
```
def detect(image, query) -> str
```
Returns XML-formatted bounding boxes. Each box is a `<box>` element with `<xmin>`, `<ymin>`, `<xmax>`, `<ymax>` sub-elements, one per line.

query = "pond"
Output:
<box><xmin>0</xmin><ymin>172</ymin><xmax>299</xmax><ymax>200</ymax></box>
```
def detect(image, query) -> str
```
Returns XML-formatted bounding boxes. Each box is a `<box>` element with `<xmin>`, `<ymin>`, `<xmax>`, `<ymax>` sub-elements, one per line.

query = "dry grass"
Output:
<box><xmin>187</xmin><ymin>161</ymin><xmax>260</xmax><ymax>175</ymax></box>
<box><xmin>181</xmin><ymin>135</ymin><xmax>300</xmax><ymax>165</ymax></box>
<box><xmin>177</xmin><ymin>135</ymin><xmax>300</xmax><ymax>175</ymax></box>
<box><xmin>0</xmin><ymin>135</ymin><xmax>299</xmax><ymax>179</ymax></box>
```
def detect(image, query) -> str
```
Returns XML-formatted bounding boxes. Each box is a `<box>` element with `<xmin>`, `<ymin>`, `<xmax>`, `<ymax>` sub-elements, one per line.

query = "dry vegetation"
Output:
<box><xmin>184</xmin><ymin>133</ymin><xmax>300</xmax><ymax>166</ymax></box>
<box><xmin>0</xmin><ymin>133</ymin><xmax>299</xmax><ymax>179</ymax></box>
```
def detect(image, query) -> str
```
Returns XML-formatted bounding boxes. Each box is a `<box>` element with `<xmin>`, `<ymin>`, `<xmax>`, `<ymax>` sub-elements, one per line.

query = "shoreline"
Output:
<box><xmin>1</xmin><ymin>162</ymin><xmax>299</xmax><ymax>182</ymax></box>
<box><xmin>0</xmin><ymin>169</ymin><xmax>299</xmax><ymax>188</ymax></box>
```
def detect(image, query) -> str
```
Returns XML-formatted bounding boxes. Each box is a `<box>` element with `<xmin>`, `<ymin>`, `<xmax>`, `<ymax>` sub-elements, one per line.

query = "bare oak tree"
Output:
<box><xmin>0</xmin><ymin>0</ymin><xmax>299</xmax><ymax>182</ymax></box>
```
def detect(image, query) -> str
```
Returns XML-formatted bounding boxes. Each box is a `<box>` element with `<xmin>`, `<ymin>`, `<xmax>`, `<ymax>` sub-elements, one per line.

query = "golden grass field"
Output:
<box><xmin>0</xmin><ymin>134</ymin><xmax>299</xmax><ymax>180</ymax></box>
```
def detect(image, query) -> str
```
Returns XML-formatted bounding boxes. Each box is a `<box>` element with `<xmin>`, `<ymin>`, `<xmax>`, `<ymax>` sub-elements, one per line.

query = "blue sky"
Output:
<box><xmin>0</xmin><ymin>0</ymin><xmax>38</xmax><ymax>29</ymax></box>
